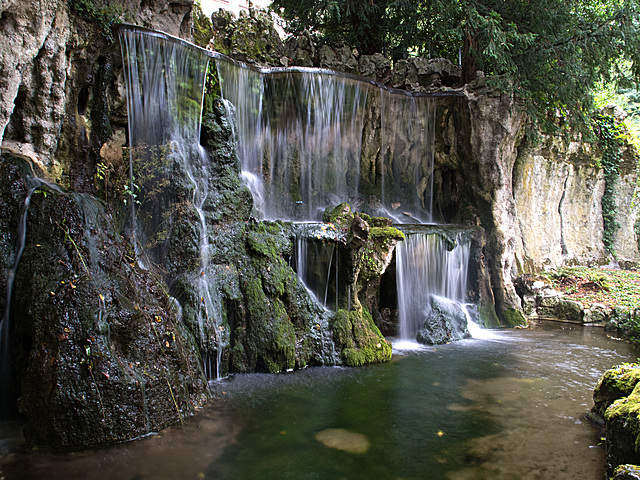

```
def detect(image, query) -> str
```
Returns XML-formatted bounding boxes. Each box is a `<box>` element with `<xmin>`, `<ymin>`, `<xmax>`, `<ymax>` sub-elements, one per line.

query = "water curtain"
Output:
<box><xmin>215</xmin><ymin>59</ymin><xmax>437</xmax><ymax>223</ymax></box>
<box><xmin>396</xmin><ymin>231</ymin><xmax>471</xmax><ymax>340</ymax></box>
<box><xmin>118</xmin><ymin>27</ymin><xmax>227</xmax><ymax>379</ymax></box>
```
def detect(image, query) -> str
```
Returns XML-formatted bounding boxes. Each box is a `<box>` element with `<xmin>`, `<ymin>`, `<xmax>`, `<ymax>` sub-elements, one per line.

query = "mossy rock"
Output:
<box><xmin>369</xmin><ymin>226</ymin><xmax>405</xmax><ymax>242</ymax></box>
<box><xmin>331</xmin><ymin>309</ymin><xmax>391</xmax><ymax>366</ymax></box>
<box><xmin>610</xmin><ymin>464</ymin><xmax>640</xmax><ymax>480</ymax></box>
<box><xmin>594</xmin><ymin>364</ymin><xmax>640</xmax><ymax>417</ymax></box>
<box><xmin>500</xmin><ymin>306</ymin><xmax>527</xmax><ymax>327</ymax></box>
<box><xmin>322</xmin><ymin>203</ymin><xmax>354</xmax><ymax>230</ymax></box>
<box><xmin>605</xmin><ymin>382</ymin><xmax>640</xmax><ymax>473</ymax></box>
<box><xmin>246</xmin><ymin>221</ymin><xmax>291</xmax><ymax>259</ymax></box>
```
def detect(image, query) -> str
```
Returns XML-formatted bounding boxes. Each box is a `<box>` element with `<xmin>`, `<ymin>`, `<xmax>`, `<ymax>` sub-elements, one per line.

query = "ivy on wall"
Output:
<box><xmin>594</xmin><ymin>113</ymin><xmax>623</xmax><ymax>258</ymax></box>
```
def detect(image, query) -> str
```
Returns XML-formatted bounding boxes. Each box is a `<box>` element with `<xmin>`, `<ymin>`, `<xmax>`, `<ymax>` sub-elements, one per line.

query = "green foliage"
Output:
<box><xmin>548</xmin><ymin>266</ymin><xmax>640</xmax><ymax>310</ymax></box>
<box><xmin>594</xmin><ymin>79</ymin><xmax>640</xmax><ymax>151</ymax></box>
<box><xmin>193</xmin><ymin>2</ymin><xmax>215</xmax><ymax>48</ymax></box>
<box><xmin>67</xmin><ymin>0</ymin><xmax>124</xmax><ymax>43</ymax></box>
<box><xmin>273</xmin><ymin>0</ymin><xmax>640</xmax><ymax>131</ymax></box>
<box><xmin>594</xmin><ymin>113</ymin><xmax>624</xmax><ymax>257</ymax></box>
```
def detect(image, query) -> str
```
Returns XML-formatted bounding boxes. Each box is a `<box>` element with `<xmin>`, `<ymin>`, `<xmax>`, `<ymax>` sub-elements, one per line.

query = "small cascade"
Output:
<box><xmin>396</xmin><ymin>230</ymin><xmax>471</xmax><ymax>341</ymax></box>
<box><xmin>291</xmin><ymin>223</ymin><xmax>342</xmax><ymax>310</ymax></box>
<box><xmin>118</xmin><ymin>27</ymin><xmax>226</xmax><ymax>379</ymax></box>
<box><xmin>294</xmin><ymin>237</ymin><xmax>336</xmax><ymax>309</ymax></box>
<box><xmin>380</xmin><ymin>91</ymin><xmax>436</xmax><ymax>223</ymax></box>
<box><xmin>217</xmin><ymin>59</ymin><xmax>368</xmax><ymax>221</ymax></box>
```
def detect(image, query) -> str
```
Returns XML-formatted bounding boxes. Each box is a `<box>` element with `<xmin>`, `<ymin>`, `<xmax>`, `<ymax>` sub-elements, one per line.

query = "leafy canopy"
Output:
<box><xmin>270</xmin><ymin>0</ymin><xmax>640</xmax><ymax>128</ymax></box>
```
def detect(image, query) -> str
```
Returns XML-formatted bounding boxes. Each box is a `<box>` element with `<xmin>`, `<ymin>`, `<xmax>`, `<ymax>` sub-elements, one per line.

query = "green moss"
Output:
<box><xmin>605</xmin><ymin>381</ymin><xmax>640</xmax><ymax>451</ymax></box>
<box><xmin>595</xmin><ymin>363</ymin><xmax>640</xmax><ymax>417</ymax></box>
<box><xmin>246</xmin><ymin>221</ymin><xmax>290</xmax><ymax>259</ymax></box>
<box><xmin>331</xmin><ymin>309</ymin><xmax>392</xmax><ymax>367</ymax></box>
<box><xmin>322</xmin><ymin>203</ymin><xmax>354</xmax><ymax>230</ymax></box>
<box><xmin>478</xmin><ymin>301</ymin><xmax>501</xmax><ymax>327</ymax></box>
<box><xmin>369</xmin><ymin>226</ymin><xmax>405</xmax><ymax>241</ymax></box>
<box><xmin>501</xmin><ymin>307</ymin><xmax>527</xmax><ymax>327</ymax></box>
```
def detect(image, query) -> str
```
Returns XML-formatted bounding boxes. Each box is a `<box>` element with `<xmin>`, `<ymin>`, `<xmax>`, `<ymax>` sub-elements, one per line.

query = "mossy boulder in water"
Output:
<box><xmin>594</xmin><ymin>364</ymin><xmax>640</xmax><ymax>475</ymax></box>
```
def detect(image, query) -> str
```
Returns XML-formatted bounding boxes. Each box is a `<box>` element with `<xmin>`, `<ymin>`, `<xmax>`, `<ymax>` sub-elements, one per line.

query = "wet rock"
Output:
<box><xmin>611</xmin><ymin>464</ymin><xmax>640</xmax><ymax>480</ymax></box>
<box><xmin>594</xmin><ymin>364</ymin><xmax>640</xmax><ymax>476</ymax></box>
<box><xmin>1</xmin><ymin>154</ymin><xmax>208</xmax><ymax>449</ymax></box>
<box><xmin>555</xmin><ymin>299</ymin><xmax>583</xmax><ymax>322</ymax></box>
<box><xmin>330</xmin><ymin>309</ymin><xmax>391</xmax><ymax>366</ymax></box>
<box><xmin>584</xmin><ymin>303</ymin><xmax>611</xmax><ymax>325</ymax></box>
<box><xmin>416</xmin><ymin>295</ymin><xmax>471</xmax><ymax>345</ymax></box>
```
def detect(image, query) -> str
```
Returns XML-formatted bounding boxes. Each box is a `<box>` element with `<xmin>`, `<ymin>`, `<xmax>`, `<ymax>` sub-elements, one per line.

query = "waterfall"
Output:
<box><xmin>118</xmin><ymin>27</ymin><xmax>225</xmax><ymax>380</ymax></box>
<box><xmin>396</xmin><ymin>231</ymin><xmax>471</xmax><ymax>341</ymax></box>
<box><xmin>216</xmin><ymin>59</ymin><xmax>368</xmax><ymax>221</ymax></box>
<box><xmin>380</xmin><ymin>91</ymin><xmax>436</xmax><ymax>223</ymax></box>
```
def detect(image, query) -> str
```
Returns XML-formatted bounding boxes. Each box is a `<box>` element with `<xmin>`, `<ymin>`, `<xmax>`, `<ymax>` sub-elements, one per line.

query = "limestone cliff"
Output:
<box><xmin>0</xmin><ymin>0</ymin><xmax>193</xmax><ymax>185</ymax></box>
<box><xmin>513</xmin><ymin>120</ymin><xmax>639</xmax><ymax>270</ymax></box>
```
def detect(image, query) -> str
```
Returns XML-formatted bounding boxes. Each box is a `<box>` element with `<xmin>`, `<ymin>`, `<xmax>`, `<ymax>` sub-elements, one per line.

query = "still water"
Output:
<box><xmin>1</xmin><ymin>321</ymin><xmax>638</xmax><ymax>479</ymax></box>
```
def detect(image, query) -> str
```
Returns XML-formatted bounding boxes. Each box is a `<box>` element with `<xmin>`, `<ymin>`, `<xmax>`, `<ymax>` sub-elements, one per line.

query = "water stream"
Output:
<box><xmin>1</xmin><ymin>322</ymin><xmax>635</xmax><ymax>479</ymax></box>
<box><xmin>118</xmin><ymin>27</ymin><xmax>225</xmax><ymax>379</ymax></box>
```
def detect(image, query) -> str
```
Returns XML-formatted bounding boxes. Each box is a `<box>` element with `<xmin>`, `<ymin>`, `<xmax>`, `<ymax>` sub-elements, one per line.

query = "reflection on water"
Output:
<box><xmin>1</xmin><ymin>322</ymin><xmax>638</xmax><ymax>479</ymax></box>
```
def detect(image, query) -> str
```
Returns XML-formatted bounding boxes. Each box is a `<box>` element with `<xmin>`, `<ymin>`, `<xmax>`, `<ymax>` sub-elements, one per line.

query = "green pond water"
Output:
<box><xmin>1</xmin><ymin>321</ymin><xmax>638</xmax><ymax>479</ymax></box>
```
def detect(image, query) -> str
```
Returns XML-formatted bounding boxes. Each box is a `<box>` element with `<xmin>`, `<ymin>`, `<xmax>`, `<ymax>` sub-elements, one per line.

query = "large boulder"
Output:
<box><xmin>416</xmin><ymin>295</ymin><xmax>471</xmax><ymax>345</ymax></box>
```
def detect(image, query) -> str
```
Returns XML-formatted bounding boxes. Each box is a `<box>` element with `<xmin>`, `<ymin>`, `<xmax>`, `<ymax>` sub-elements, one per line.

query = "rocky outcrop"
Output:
<box><xmin>0</xmin><ymin>152</ymin><xmax>209</xmax><ymax>449</ymax></box>
<box><xmin>594</xmin><ymin>364</ymin><xmax>640</xmax><ymax>476</ymax></box>
<box><xmin>513</xmin><ymin>124</ymin><xmax>639</xmax><ymax>270</ymax></box>
<box><xmin>0</xmin><ymin>0</ymin><xmax>193</xmax><ymax>183</ymax></box>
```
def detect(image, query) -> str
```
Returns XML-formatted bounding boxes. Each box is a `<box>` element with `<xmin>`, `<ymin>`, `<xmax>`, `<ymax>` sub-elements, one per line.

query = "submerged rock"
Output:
<box><xmin>315</xmin><ymin>428</ymin><xmax>370</xmax><ymax>454</ymax></box>
<box><xmin>416</xmin><ymin>295</ymin><xmax>471</xmax><ymax>345</ymax></box>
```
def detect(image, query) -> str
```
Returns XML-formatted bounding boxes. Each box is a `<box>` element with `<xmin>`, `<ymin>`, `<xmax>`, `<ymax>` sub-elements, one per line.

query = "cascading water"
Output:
<box><xmin>396</xmin><ymin>230</ymin><xmax>471</xmax><ymax>341</ymax></box>
<box><xmin>118</xmin><ymin>27</ymin><xmax>225</xmax><ymax>380</ymax></box>
<box><xmin>380</xmin><ymin>91</ymin><xmax>436</xmax><ymax>223</ymax></box>
<box><xmin>216</xmin><ymin>59</ymin><xmax>368</xmax><ymax>221</ymax></box>
<box><xmin>293</xmin><ymin>235</ymin><xmax>337</xmax><ymax>310</ymax></box>
<box><xmin>119</xmin><ymin>26</ymin><xmax>478</xmax><ymax>353</ymax></box>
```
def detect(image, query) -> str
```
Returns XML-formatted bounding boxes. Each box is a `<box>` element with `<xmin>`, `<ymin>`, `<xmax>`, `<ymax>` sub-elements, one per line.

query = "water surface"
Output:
<box><xmin>1</xmin><ymin>322</ymin><xmax>637</xmax><ymax>479</ymax></box>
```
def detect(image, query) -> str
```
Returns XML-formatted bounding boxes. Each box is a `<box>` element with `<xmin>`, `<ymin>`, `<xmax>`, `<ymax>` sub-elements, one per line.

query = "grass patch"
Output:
<box><xmin>546</xmin><ymin>266</ymin><xmax>640</xmax><ymax>310</ymax></box>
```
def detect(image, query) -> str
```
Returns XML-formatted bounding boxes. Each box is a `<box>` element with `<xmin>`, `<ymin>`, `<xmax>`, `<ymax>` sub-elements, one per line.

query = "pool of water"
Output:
<box><xmin>1</xmin><ymin>321</ymin><xmax>638</xmax><ymax>479</ymax></box>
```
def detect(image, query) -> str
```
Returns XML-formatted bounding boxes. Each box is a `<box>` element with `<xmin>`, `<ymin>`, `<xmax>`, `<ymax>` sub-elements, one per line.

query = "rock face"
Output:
<box><xmin>513</xmin><ymin>129</ymin><xmax>639</xmax><ymax>269</ymax></box>
<box><xmin>1</xmin><ymin>153</ymin><xmax>209</xmax><ymax>449</ymax></box>
<box><xmin>594</xmin><ymin>364</ymin><xmax>640</xmax><ymax>476</ymax></box>
<box><xmin>0</xmin><ymin>0</ymin><xmax>193</xmax><ymax>186</ymax></box>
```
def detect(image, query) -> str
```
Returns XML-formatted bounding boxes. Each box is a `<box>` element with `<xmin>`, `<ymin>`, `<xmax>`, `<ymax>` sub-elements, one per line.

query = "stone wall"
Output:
<box><xmin>0</xmin><ymin>0</ymin><xmax>193</xmax><ymax>187</ymax></box>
